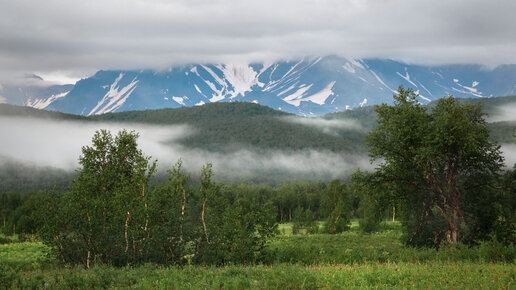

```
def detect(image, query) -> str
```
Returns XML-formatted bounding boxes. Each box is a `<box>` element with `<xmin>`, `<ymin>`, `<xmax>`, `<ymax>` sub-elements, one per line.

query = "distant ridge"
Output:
<box><xmin>2</xmin><ymin>95</ymin><xmax>515</xmax><ymax>153</ymax></box>
<box><xmin>2</xmin><ymin>56</ymin><xmax>516</xmax><ymax>116</ymax></box>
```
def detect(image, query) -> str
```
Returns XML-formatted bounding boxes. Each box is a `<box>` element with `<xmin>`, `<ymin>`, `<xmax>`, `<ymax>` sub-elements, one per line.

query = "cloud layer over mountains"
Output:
<box><xmin>1</xmin><ymin>0</ymin><xmax>515</xmax><ymax>83</ymax></box>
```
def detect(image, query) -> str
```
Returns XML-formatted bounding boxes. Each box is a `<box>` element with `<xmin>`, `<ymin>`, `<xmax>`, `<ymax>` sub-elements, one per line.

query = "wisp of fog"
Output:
<box><xmin>487</xmin><ymin>102</ymin><xmax>516</xmax><ymax>123</ymax></box>
<box><xmin>0</xmin><ymin>116</ymin><xmax>374</xmax><ymax>181</ymax></box>
<box><xmin>280</xmin><ymin>116</ymin><xmax>363</xmax><ymax>135</ymax></box>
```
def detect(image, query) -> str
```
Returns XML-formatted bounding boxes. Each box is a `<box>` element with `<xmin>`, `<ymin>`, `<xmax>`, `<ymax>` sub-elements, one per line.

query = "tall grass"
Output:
<box><xmin>1</xmin><ymin>220</ymin><xmax>514</xmax><ymax>289</ymax></box>
<box><xmin>2</xmin><ymin>262</ymin><xmax>514</xmax><ymax>289</ymax></box>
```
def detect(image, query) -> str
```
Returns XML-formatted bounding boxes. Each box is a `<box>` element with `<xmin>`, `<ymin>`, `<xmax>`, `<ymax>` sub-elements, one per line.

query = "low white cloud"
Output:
<box><xmin>501</xmin><ymin>143</ymin><xmax>516</xmax><ymax>169</ymax></box>
<box><xmin>0</xmin><ymin>116</ymin><xmax>192</xmax><ymax>170</ymax></box>
<box><xmin>0</xmin><ymin>116</ymin><xmax>372</xmax><ymax>181</ymax></box>
<box><xmin>487</xmin><ymin>103</ymin><xmax>516</xmax><ymax>122</ymax></box>
<box><xmin>281</xmin><ymin>115</ymin><xmax>363</xmax><ymax>135</ymax></box>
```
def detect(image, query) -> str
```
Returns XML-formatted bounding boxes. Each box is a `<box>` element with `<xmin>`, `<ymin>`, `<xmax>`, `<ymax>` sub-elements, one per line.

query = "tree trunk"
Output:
<box><xmin>180</xmin><ymin>189</ymin><xmax>186</xmax><ymax>242</ymax></box>
<box><xmin>446</xmin><ymin>208</ymin><xmax>460</xmax><ymax>243</ymax></box>
<box><xmin>201</xmin><ymin>198</ymin><xmax>209</xmax><ymax>243</ymax></box>
<box><xmin>87</xmin><ymin>250</ymin><xmax>91</xmax><ymax>269</ymax></box>
<box><xmin>125</xmin><ymin>211</ymin><xmax>131</xmax><ymax>252</ymax></box>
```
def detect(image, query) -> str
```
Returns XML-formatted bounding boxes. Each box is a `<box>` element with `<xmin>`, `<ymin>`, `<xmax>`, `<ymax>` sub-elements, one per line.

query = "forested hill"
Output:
<box><xmin>0</xmin><ymin>103</ymin><xmax>88</xmax><ymax>121</ymax></box>
<box><xmin>454</xmin><ymin>95</ymin><xmax>516</xmax><ymax>143</ymax></box>
<box><xmin>1</xmin><ymin>95</ymin><xmax>515</xmax><ymax>154</ymax></box>
<box><xmin>92</xmin><ymin>102</ymin><xmax>368</xmax><ymax>153</ymax></box>
<box><xmin>324</xmin><ymin>95</ymin><xmax>516</xmax><ymax>144</ymax></box>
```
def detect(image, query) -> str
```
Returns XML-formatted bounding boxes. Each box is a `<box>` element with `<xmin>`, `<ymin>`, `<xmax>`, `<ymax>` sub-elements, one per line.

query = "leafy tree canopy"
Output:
<box><xmin>365</xmin><ymin>86</ymin><xmax>505</xmax><ymax>246</ymax></box>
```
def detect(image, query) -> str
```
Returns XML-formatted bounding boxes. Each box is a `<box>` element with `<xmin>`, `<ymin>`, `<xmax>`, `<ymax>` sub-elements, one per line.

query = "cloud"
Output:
<box><xmin>501</xmin><ymin>143</ymin><xmax>516</xmax><ymax>169</ymax></box>
<box><xmin>281</xmin><ymin>115</ymin><xmax>363</xmax><ymax>135</ymax></box>
<box><xmin>1</xmin><ymin>0</ymin><xmax>515</xmax><ymax>83</ymax></box>
<box><xmin>0</xmin><ymin>83</ymin><xmax>5</xmax><ymax>103</ymax></box>
<box><xmin>0</xmin><ymin>116</ymin><xmax>372</xmax><ymax>181</ymax></box>
<box><xmin>487</xmin><ymin>103</ymin><xmax>516</xmax><ymax>122</ymax></box>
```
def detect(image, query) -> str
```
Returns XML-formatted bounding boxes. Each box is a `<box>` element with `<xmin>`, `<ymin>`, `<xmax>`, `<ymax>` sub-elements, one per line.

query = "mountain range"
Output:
<box><xmin>2</xmin><ymin>56</ymin><xmax>516</xmax><ymax>116</ymax></box>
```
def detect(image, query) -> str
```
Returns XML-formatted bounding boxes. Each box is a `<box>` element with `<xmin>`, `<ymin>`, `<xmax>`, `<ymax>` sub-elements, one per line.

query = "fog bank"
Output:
<box><xmin>0</xmin><ymin>116</ymin><xmax>372</xmax><ymax>181</ymax></box>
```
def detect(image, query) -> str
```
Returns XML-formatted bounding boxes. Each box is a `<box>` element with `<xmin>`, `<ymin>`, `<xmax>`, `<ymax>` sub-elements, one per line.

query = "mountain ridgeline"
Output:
<box><xmin>93</xmin><ymin>102</ymin><xmax>368</xmax><ymax>153</ymax></box>
<box><xmin>3</xmin><ymin>57</ymin><xmax>516</xmax><ymax>116</ymax></box>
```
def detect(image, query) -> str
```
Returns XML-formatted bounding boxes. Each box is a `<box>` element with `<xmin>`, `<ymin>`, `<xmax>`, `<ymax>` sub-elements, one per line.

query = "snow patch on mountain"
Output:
<box><xmin>418</xmin><ymin>81</ymin><xmax>434</xmax><ymax>97</ymax></box>
<box><xmin>343</xmin><ymin>63</ymin><xmax>356</xmax><ymax>74</ymax></box>
<box><xmin>371</xmin><ymin>70</ymin><xmax>396</xmax><ymax>93</ymax></box>
<box><xmin>8</xmin><ymin>57</ymin><xmax>516</xmax><ymax>117</ymax></box>
<box><xmin>277</xmin><ymin>83</ymin><xmax>297</xmax><ymax>96</ymax></box>
<box><xmin>172</xmin><ymin>96</ymin><xmax>186</xmax><ymax>106</ymax></box>
<box><xmin>283</xmin><ymin>84</ymin><xmax>313</xmax><ymax>106</ymax></box>
<box><xmin>396</xmin><ymin>68</ymin><xmax>418</xmax><ymax>88</ymax></box>
<box><xmin>283</xmin><ymin>81</ymin><xmax>336</xmax><ymax>107</ymax></box>
<box><xmin>303</xmin><ymin>81</ymin><xmax>336</xmax><ymax>105</ymax></box>
<box><xmin>88</xmin><ymin>73</ymin><xmax>139</xmax><ymax>115</ymax></box>
<box><xmin>218</xmin><ymin>63</ymin><xmax>261</xmax><ymax>98</ymax></box>
<box><xmin>348</xmin><ymin>58</ymin><xmax>365</xmax><ymax>69</ymax></box>
<box><xmin>190</xmin><ymin>66</ymin><xmax>201</xmax><ymax>77</ymax></box>
<box><xmin>27</xmin><ymin>91</ymin><xmax>70</xmax><ymax>109</ymax></box>
<box><xmin>452</xmin><ymin>80</ymin><xmax>485</xmax><ymax>98</ymax></box>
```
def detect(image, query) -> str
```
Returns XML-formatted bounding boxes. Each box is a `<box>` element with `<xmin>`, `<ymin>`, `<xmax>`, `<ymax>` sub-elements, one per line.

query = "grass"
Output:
<box><xmin>1</xmin><ymin>220</ymin><xmax>514</xmax><ymax>289</ymax></box>
<box><xmin>1</xmin><ymin>262</ymin><xmax>514</xmax><ymax>289</ymax></box>
<box><xmin>0</xmin><ymin>241</ymin><xmax>51</xmax><ymax>270</ymax></box>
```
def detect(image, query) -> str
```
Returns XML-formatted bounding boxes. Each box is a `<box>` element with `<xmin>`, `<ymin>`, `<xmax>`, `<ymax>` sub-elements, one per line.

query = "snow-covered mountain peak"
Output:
<box><xmin>4</xmin><ymin>56</ymin><xmax>515</xmax><ymax>116</ymax></box>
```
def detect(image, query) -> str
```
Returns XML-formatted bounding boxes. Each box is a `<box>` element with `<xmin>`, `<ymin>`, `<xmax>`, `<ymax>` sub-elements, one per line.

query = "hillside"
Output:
<box><xmin>93</xmin><ymin>102</ymin><xmax>368</xmax><ymax>153</ymax></box>
<box><xmin>2</xmin><ymin>95</ymin><xmax>515</xmax><ymax>155</ymax></box>
<box><xmin>0</xmin><ymin>103</ymin><xmax>88</xmax><ymax>121</ymax></box>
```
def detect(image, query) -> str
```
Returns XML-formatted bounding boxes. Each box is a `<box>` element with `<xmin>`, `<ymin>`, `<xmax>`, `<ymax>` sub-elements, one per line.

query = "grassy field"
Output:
<box><xmin>1</xmin><ymin>262</ymin><xmax>514</xmax><ymax>289</ymax></box>
<box><xmin>1</xmin><ymin>221</ymin><xmax>514</xmax><ymax>289</ymax></box>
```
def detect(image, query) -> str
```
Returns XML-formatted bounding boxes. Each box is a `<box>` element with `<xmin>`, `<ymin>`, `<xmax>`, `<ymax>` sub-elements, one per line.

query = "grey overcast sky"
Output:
<box><xmin>0</xmin><ymin>0</ymin><xmax>515</xmax><ymax>83</ymax></box>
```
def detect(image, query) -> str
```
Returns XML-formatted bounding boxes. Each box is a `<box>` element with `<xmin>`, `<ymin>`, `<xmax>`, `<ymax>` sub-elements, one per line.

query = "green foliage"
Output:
<box><xmin>194</xmin><ymin>166</ymin><xmax>279</xmax><ymax>265</ymax></box>
<box><xmin>304</xmin><ymin>209</ymin><xmax>319</xmax><ymax>234</ymax></box>
<box><xmin>291</xmin><ymin>206</ymin><xmax>304</xmax><ymax>235</ymax></box>
<box><xmin>147</xmin><ymin>160</ymin><xmax>193</xmax><ymax>264</ymax></box>
<box><xmin>351</xmin><ymin>171</ymin><xmax>385</xmax><ymax>233</ymax></box>
<box><xmin>0</xmin><ymin>241</ymin><xmax>51</xmax><ymax>270</ymax></box>
<box><xmin>493</xmin><ymin>136</ymin><xmax>516</xmax><ymax>243</ymax></box>
<box><xmin>37</xmin><ymin>130</ymin><xmax>278</xmax><ymax>267</ymax></box>
<box><xmin>38</xmin><ymin>130</ymin><xmax>158</xmax><ymax>266</ymax></box>
<box><xmin>321</xmin><ymin>180</ymin><xmax>351</xmax><ymax>234</ymax></box>
<box><xmin>323</xmin><ymin>200</ymin><xmax>350</xmax><ymax>234</ymax></box>
<box><xmin>94</xmin><ymin>102</ymin><xmax>367</xmax><ymax>155</ymax></box>
<box><xmin>365</xmin><ymin>87</ymin><xmax>506</xmax><ymax>246</ymax></box>
<box><xmin>0</xmin><ymin>103</ymin><xmax>88</xmax><ymax>120</ymax></box>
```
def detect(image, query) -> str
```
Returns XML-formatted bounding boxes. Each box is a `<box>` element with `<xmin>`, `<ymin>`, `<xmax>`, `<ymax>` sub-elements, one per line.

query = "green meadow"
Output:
<box><xmin>1</xmin><ymin>222</ymin><xmax>514</xmax><ymax>289</ymax></box>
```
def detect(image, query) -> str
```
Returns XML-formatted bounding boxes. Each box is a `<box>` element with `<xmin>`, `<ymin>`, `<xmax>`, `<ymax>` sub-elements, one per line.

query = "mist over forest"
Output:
<box><xmin>0</xmin><ymin>115</ymin><xmax>372</xmax><ymax>184</ymax></box>
<box><xmin>1</xmin><ymin>97</ymin><xmax>515</xmax><ymax>186</ymax></box>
